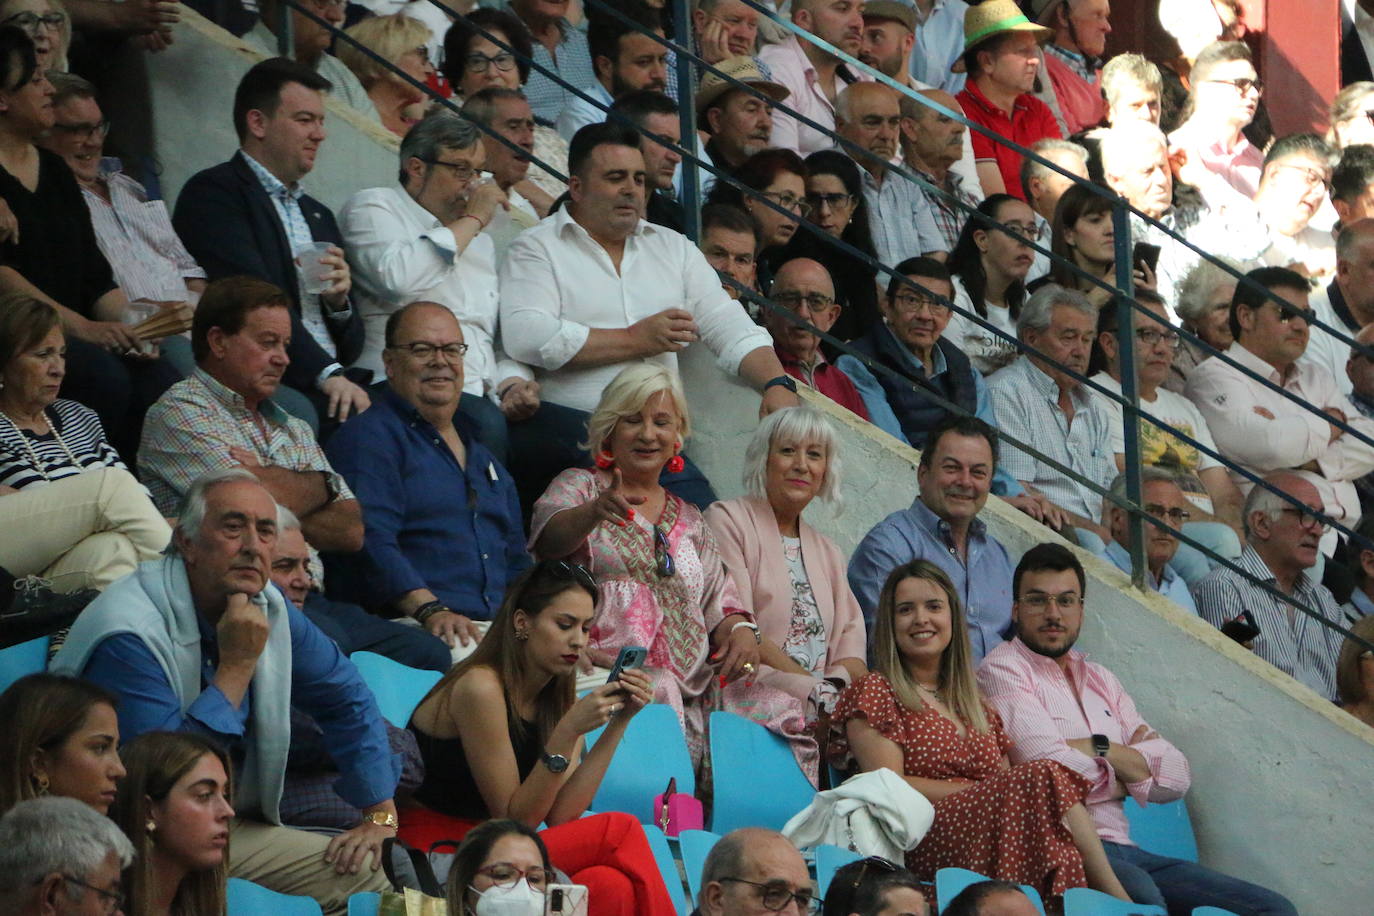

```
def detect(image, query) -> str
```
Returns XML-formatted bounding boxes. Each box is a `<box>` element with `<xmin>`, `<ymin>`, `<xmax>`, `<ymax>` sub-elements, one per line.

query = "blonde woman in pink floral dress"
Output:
<box><xmin>530</xmin><ymin>364</ymin><xmax>817</xmax><ymax>784</ymax></box>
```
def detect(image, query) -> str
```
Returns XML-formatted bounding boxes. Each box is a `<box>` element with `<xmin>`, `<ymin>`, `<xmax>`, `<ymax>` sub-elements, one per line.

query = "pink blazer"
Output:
<box><xmin>704</xmin><ymin>496</ymin><xmax>867</xmax><ymax>702</ymax></box>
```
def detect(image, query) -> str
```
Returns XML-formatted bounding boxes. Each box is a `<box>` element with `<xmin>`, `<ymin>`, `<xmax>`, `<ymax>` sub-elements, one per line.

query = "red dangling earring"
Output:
<box><xmin>594</xmin><ymin>451</ymin><xmax>615</xmax><ymax>469</ymax></box>
<box><xmin>666</xmin><ymin>443</ymin><xmax>685</xmax><ymax>474</ymax></box>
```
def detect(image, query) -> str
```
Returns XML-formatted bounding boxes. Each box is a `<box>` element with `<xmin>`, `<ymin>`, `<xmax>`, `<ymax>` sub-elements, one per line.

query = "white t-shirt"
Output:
<box><xmin>1089</xmin><ymin>371</ymin><xmax>1223</xmax><ymax>514</ymax></box>
<box><xmin>945</xmin><ymin>276</ymin><xmax>1019</xmax><ymax>375</ymax></box>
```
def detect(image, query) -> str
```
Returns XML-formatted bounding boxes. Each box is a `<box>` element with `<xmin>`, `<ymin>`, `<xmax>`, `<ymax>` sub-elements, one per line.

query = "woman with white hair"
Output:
<box><xmin>705</xmin><ymin>406</ymin><xmax>866</xmax><ymax>723</ymax></box>
<box><xmin>531</xmin><ymin>364</ymin><xmax>816</xmax><ymax>781</ymax></box>
<box><xmin>1164</xmin><ymin>255</ymin><xmax>1242</xmax><ymax>393</ymax></box>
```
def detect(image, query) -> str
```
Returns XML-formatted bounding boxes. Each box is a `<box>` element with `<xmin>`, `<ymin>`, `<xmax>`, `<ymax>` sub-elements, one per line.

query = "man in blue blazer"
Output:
<box><xmin>174</xmin><ymin>57</ymin><xmax>371</xmax><ymax>429</ymax></box>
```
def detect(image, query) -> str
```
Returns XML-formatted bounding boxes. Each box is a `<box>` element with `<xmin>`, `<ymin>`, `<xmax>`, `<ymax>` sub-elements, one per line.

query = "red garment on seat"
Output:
<box><xmin>398</xmin><ymin>809</ymin><xmax>675</xmax><ymax>916</ymax></box>
<box><xmin>1043</xmin><ymin>53</ymin><xmax>1105</xmax><ymax>136</ymax></box>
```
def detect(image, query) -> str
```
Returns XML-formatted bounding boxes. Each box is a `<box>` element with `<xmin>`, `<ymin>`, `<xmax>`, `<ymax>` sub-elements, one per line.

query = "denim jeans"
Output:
<box><xmin>1103</xmin><ymin>841</ymin><xmax>1297</xmax><ymax>916</ymax></box>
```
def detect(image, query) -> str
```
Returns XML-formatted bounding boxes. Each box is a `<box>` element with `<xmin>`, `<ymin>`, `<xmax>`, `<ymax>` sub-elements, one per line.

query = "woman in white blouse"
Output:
<box><xmin>0</xmin><ymin>295</ymin><xmax>168</xmax><ymax>591</ymax></box>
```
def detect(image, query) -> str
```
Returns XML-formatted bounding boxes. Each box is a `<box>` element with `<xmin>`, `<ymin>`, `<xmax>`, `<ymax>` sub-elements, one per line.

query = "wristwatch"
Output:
<box><xmin>364</xmin><ymin>810</ymin><xmax>398</xmax><ymax>830</ymax></box>
<box><xmin>763</xmin><ymin>374</ymin><xmax>798</xmax><ymax>394</ymax></box>
<box><xmin>541</xmin><ymin>752</ymin><xmax>570</xmax><ymax>774</ymax></box>
<box><xmin>413</xmin><ymin>600</ymin><xmax>451</xmax><ymax>626</ymax></box>
<box><xmin>1091</xmin><ymin>733</ymin><xmax>1110</xmax><ymax>758</ymax></box>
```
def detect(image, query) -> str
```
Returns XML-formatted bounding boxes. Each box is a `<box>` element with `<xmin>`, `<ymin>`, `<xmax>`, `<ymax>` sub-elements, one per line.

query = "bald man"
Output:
<box><xmin>1302</xmin><ymin>219</ymin><xmax>1374</xmax><ymax>395</ymax></box>
<box><xmin>765</xmin><ymin>258</ymin><xmax>870</xmax><ymax>420</ymax></box>
<box><xmin>1193</xmin><ymin>471</ymin><xmax>1349</xmax><ymax>700</ymax></box>
<box><xmin>696</xmin><ymin>828</ymin><xmax>815</xmax><ymax>916</ymax></box>
<box><xmin>835</xmin><ymin>83</ymin><xmax>946</xmax><ymax>266</ymax></box>
<box><xmin>900</xmin><ymin>88</ymin><xmax>985</xmax><ymax>250</ymax></box>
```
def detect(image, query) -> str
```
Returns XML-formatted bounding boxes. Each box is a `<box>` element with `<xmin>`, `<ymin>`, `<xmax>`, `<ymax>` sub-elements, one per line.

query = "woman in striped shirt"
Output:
<box><xmin>0</xmin><ymin>294</ymin><xmax>168</xmax><ymax>592</ymax></box>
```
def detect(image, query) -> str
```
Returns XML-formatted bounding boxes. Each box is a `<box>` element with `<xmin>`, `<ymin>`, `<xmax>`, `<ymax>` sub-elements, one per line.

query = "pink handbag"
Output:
<box><xmin>653</xmin><ymin>777</ymin><xmax>703</xmax><ymax>837</ymax></box>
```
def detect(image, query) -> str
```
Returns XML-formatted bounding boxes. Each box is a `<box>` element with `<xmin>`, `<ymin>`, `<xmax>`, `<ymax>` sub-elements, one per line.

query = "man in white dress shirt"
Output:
<box><xmin>500</xmin><ymin>121</ymin><xmax>799</xmax><ymax>509</ymax></box>
<box><xmin>339</xmin><ymin>110</ymin><xmax>539</xmax><ymax>463</ymax></box>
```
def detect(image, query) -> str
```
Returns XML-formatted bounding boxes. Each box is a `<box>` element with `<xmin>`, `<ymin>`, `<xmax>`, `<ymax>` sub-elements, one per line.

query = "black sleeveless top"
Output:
<box><xmin>408</xmin><ymin>713</ymin><xmax>542</xmax><ymax>820</ymax></box>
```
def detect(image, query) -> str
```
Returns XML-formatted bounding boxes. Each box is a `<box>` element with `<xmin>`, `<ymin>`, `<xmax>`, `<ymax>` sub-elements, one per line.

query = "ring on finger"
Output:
<box><xmin>741</xmin><ymin>662</ymin><xmax>755</xmax><ymax>672</ymax></box>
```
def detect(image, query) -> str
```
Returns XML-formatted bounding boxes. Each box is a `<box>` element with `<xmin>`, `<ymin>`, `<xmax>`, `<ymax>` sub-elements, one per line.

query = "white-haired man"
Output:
<box><xmin>0</xmin><ymin>797</ymin><xmax>134</xmax><ymax>916</ymax></box>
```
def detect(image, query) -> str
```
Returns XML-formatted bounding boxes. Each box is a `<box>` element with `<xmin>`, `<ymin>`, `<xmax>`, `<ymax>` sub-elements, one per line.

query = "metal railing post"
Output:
<box><xmin>672</xmin><ymin>0</ymin><xmax>700</xmax><ymax>241</ymax></box>
<box><xmin>1112</xmin><ymin>199</ymin><xmax>1145</xmax><ymax>589</ymax></box>
<box><xmin>277</xmin><ymin>1</ymin><xmax>294</xmax><ymax>59</ymax></box>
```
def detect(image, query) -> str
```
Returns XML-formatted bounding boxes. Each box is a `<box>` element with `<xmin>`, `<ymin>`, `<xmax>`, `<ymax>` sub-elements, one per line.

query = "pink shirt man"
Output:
<box><xmin>977</xmin><ymin>637</ymin><xmax>1190</xmax><ymax>844</ymax></box>
<box><xmin>758</xmin><ymin>34</ymin><xmax>871</xmax><ymax>155</ymax></box>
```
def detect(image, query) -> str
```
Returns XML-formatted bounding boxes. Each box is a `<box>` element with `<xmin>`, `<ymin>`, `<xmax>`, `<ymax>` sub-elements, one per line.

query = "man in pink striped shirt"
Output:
<box><xmin>977</xmin><ymin>543</ymin><xmax>1295</xmax><ymax>915</ymax></box>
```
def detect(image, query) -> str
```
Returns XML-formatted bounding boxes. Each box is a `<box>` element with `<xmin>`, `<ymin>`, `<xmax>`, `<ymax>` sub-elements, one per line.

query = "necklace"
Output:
<box><xmin>0</xmin><ymin>406</ymin><xmax>82</xmax><ymax>481</ymax></box>
<box><xmin>915</xmin><ymin>680</ymin><xmax>944</xmax><ymax>699</ymax></box>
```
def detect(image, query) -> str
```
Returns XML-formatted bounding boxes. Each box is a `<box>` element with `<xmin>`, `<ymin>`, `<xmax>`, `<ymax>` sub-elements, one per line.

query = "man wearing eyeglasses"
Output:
<box><xmin>1088</xmin><ymin>289</ymin><xmax>1244</xmax><ymax>585</ymax></box>
<box><xmin>326</xmin><ymin>301</ymin><xmax>531</xmax><ymax>654</ymax></box>
<box><xmin>340</xmin><ymin>108</ymin><xmax>537</xmax><ymax>465</ymax></box>
<box><xmin>979</xmin><ymin>543</ymin><xmax>1296</xmax><ymax>915</ymax></box>
<box><xmin>0</xmin><ymin>797</ymin><xmax>133</xmax><ymax>916</ymax></box>
<box><xmin>1252</xmin><ymin>134</ymin><xmax>1338</xmax><ymax>284</ymax></box>
<box><xmin>835</xmin><ymin>82</ymin><xmax>947</xmax><ymax>267</ymax></box>
<box><xmin>696</xmin><ymin>827</ymin><xmax>819</xmax><ymax>916</ymax></box>
<box><xmin>763</xmin><ymin>258</ymin><xmax>869</xmax><ymax>420</ymax></box>
<box><xmin>1166</xmin><ymin>41</ymin><xmax>1265</xmax><ymax>210</ymax></box>
<box><xmin>1186</xmin><ymin>266</ymin><xmax>1374</xmax><ymax>547</ymax></box>
<box><xmin>247</xmin><ymin>0</ymin><xmax>380</xmax><ymax>121</ymax></box>
<box><xmin>1093</xmin><ymin>470</ymin><xmax>1198</xmax><ymax>611</ymax></box>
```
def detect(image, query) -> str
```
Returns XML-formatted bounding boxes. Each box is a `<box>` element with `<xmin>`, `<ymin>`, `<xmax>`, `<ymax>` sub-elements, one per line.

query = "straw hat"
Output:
<box><xmin>952</xmin><ymin>0</ymin><xmax>1054</xmax><ymax>73</ymax></box>
<box><xmin>694</xmin><ymin>56</ymin><xmax>790</xmax><ymax>118</ymax></box>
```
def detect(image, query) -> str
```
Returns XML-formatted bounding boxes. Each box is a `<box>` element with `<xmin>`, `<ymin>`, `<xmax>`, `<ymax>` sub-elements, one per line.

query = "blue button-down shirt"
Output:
<box><xmin>81</xmin><ymin>592</ymin><xmax>399</xmax><ymax>811</ymax></box>
<box><xmin>908</xmin><ymin>0</ymin><xmax>970</xmax><ymax>94</ymax></box>
<box><xmin>848</xmin><ymin>497</ymin><xmax>1014</xmax><ymax>663</ymax></box>
<box><xmin>325</xmin><ymin>388</ymin><xmax>531</xmax><ymax>618</ymax></box>
<box><xmin>513</xmin><ymin>10</ymin><xmax>597</xmax><ymax>125</ymax></box>
<box><xmin>1100</xmin><ymin>540</ymin><xmax>1198</xmax><ymax>613</ymax></box>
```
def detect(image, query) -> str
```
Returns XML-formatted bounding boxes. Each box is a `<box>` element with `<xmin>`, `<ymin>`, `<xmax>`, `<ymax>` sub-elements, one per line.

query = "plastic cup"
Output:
<box><xmin>294</xmin><ymin>241</ymin><xmax>334</xmax><ymax>295</ymax></box>
<box><xmin>122</xmin><ymin>302</ymin><xmax>158</xmax><ymax>355</ymax></box>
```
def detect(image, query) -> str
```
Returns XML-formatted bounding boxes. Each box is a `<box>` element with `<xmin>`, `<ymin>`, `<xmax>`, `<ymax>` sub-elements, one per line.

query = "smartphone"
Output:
<box><xmin>606</xmin><ymin>645</ymin><xmax>648</xmax><ymax>683</ymax></box>
<box><xmin>1220</xmin><ymin>610</ymin><xmax>1261</xmax><ymax>645</ymax></box>
<box><xmin>1132</xmin><ymin>242</ymin><xmax>1161</xmax><ymax>275</ymax></box>
<box><xmin>545</xmin><ymin>884</ymin><xmax>590</xmax><ymax>916</ymax></box>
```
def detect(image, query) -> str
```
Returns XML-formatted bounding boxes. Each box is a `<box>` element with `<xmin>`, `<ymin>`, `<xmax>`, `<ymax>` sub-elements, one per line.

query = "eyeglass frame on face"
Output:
<box><xmin>758</xmin><ymin>189</ymin><xmax>812</xmax><ymax>217</ymax></box>
<box><xmin>806</xmin><ymin>191</ymin><xmax>854</xmax><ymax>212</ymax></box>
<box><xmin>52</xmin><ymin>875</ymin><xmax>124</xmax><ymax>914</ymax></box>
<box><xmin>1</xmin><ymin>10</ymin><xmax>66</xmax><ymax>32</ymax></box>
<box><xmin>1017</xmin><ymin>591</ymin><xmax>1084</xmax><ymax>614</ymax></box>
<box><xmin>772</xmin><ymin>290</ymin><xmax>835</xmax><ymax>313</ymax></box>
<box><xmin>475</xmin><ymin>862</ymin><xmax>550</xmax><ymax>889</ymax></box>
<box><xmin>1272</xmin><ymin>161</ymin><xmax>1332</xmax><ymax>192</ymax></box>
<box><xmin>465</xmin><ymin>50</ymin><xmax>517</xmax><ymax>73</ymax></box>
<box><xmin>717</xmin><ymin>876</ymin><xmax>820</xmax><ymax>914</ymax></box>
<box><xmin>1205</xmin><ymin>75</ymin><xmax>1263</xmax><ymax>95</ymax></box>
<box><xmin>890</xmin><ymin>290</ymin><xmax>951</xmax><ymax>317</ymax></box>
<box><xmin>388</xmin><ymin>340</ymin><xmax>469</xmax><ymax>362</ymax></box>
<box><xmin>51</xmin><ymin>119</ymin><xmax>110</xmax><ymax>141</ymax></box>
<box><xmin>1135</xmin><ymin>326</ymin><xmax>1180</xmax><ymax>349</ymax></box>
<box><xmin>1245</xmin><ymin>300</ymin><xmax>1310</xmax><ymax>325</ymax></box>
<box><xmin>1143</xmin><ymin>502</ymin><xmax>1191</xmax><ymax>523</ymax></box>
<box><xmin>420</xmin><ymin>157</ymin><xmax>477</xmax><ymax>181</ymax></box>
<box><xmin>1277</xmin><ymin>505</ymin><xmax>1329</xmax><ymax>533</ymax></box>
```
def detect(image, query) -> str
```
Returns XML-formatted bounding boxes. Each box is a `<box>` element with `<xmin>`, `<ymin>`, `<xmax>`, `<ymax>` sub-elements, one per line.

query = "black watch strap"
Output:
<box><xmin>764</xmin><ymin>374</ymin><xmax>798</xmax><ymax>393</ymax></box>
<box><xmin>1091</xmin><ymin>733</ymin><xmax>1110</xmax><ymax>757</ymax></box>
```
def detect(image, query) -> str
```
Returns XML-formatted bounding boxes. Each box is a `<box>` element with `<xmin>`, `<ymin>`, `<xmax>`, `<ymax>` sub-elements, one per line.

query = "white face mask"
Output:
<box><xmin>471</xmin><ymin>879</ymin><xmax>546</xmax><ymax>916</ymax></box>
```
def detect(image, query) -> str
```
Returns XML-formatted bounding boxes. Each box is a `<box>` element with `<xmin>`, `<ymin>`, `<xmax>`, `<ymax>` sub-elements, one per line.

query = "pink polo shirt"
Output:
<box><xmin>1168</xmin><ymin>119</ymin><xmax>1265</xmax><ymax>205</ymax></box>
<box><xmin>957</xmin><ymin>79</ymin><xmax>1062</xmax><ymax>200</ymax></box>
<box><xmin>758</xmin><ymin>35</ymin><xmax>871</xmax><ymax>156</ymax></box>
<box><xmin>977</xmin><ymin>637</ymin><xmax>1191</xmax><ymax>845</ymax></box>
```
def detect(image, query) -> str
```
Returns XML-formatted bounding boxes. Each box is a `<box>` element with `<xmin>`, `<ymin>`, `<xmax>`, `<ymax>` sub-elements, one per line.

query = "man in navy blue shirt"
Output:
<box><xmin>326</xmin><ymin>301</ymin><xmax>531</xmax><ymax>650</ymax></box>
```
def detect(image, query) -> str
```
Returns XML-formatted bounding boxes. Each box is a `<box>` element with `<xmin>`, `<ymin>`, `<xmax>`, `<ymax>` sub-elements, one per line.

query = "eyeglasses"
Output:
<box><xmin>50</xmin><ymin>119</ymin><xmax>110</xmax><ymax>141</ymax></box>
<box><xmin>772</xmin><ymin>291</ymin><xmax>835</xmax><ymax>313</ymax></box>
<box><xmin>719</xmin><ymin>877</ymin><xmax>819</xmax><ymax>914</ymax></box>
<box><xmin>476</xmin><ymin>863</ymin><xmax>549</xmax><ymax>889</ymax></box>
<box><xmin>55</xmin><ymin>875</ymin><xmax>124</xmax><ymax>915</ymax></box>
<box><xmin>550</xmin><ymin>560</ymin><xmax>598</xmax><ymax>596</ymax></box>
<box><xmin>421</xmin><ymin>158</ymin><xmax>477</xmax><ymax>181</ymax></box>
<box><xmin>465</xmin><ymin>51</ymin><xmax>517</xmax><ymax>73</ymax></box>
<box><xmin>2</xmin><ymin>11</ymin><xmax>66</xmax><ymax>32</ymax></box>
<box><xmin>998</xmin><ymin>221</ymin><xmax>1039</xmax><ymax>238</ymax></box>
<box><xmin>758</xmin><ymin>190</ymin><xmax>812</xmax><ymax>216</ymax></box>
<box><xmin>805</xmin><ymin>191</ymin><xmax>854</xmax><ymax>211</ymax></box>
<box><xmin>844</xmin><ymin>856</ymin><xmax>900</xmax><ymax>893</ymax></box>
<box><xmin>1206</xmin><ymin>76</ymin><xmax>1263</xmax><ymax>95</ymax></box>
<box><xmin>389</xmin><ymin>340</ymin><xmax>469</xmax><ymax>361</ymax></box>
<box><xmin>891</xmin><ymin>291</ymin><xmax>951</xmax><ymax>316</ymax></box>
<box><xmin>1273</xmin><ymin>162</ymin><xmax>1332</xmax><ymax>191</ymax></box>
<box><xmin>653</xmin><ymin>525</ymin><xmax>675</xmax><ymax>578</ymax></box>
<box><xmin>1017</xmin><ymin>592</ymin><xmax>1083</xmax><ymax>614</ymax></box>
<box><xmin>1135</xmin><ymin>327</ymin><xmax>1180</xmax><ymax>348</ymax></box>
<box><xmin>1257</xmin><ymin>301</ymin><xmax>1310</xmax><ymax>324</ymax></box>
<box><xmin>1144</xmin><ymin>503</ymin><xmax>1191</xmax><ymax>523</ymax></box>
<box><xmin>1279</xmin><ymin>506</ymin><xmax>1329</xmax><ymax>532</ymax></box>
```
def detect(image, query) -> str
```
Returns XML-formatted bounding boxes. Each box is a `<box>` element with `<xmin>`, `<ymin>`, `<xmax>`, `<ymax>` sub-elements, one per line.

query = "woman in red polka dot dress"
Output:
<box><xmin>831</xmin><ymin>560</ymin><xmax>1132</xmax><ymax>907</ymax></box>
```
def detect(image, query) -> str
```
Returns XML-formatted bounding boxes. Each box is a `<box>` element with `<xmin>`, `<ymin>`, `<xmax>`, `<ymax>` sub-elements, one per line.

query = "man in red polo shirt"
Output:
<box><xmin>953</xmin><ymin>0</ymin><xmax>1061</xmax><ymax>200</ymax></box>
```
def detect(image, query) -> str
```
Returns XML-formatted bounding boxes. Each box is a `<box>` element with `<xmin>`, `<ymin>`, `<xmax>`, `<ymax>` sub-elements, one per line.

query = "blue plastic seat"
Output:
<box><xmin>814</xmin><ymin>844</ymin><xmax>861</xmax><ymax>899</ymax></box>
<box><xmin>1124</xmin><ymin>796</ymin><xmax>1198</xmax><ymax>862</ymax></box>
<box><xmin>347</xmin><ymin>891</ymin><xmax>380</xmax><ymax>916</ymax></box>
<box><xmin>707</xmin><ymin>711</ymin><xmax>816</xmax><ymax>834</ymax></box>
<box><xmin>0</xmin><ymin>635</ymin><xmax>49</xmax><ymax>694</ymax></box>
<box><xmin>1063</xmin><ymin>887</ymin><xmax>1165</xmax><ymax>915</ymax></box>
<box><xmin>585</xmin><ymin>703</ymin><xmax>695</xmax><ymax>824</ymax></box>
<box><xmin>349</xmin><ymin>651</ymin><xmax>443</xmax><ymax>728</ymax></box>
<box><xmin>227</xmin><ymin>878</ymin><xmax>324</xmax><ymax>915</ymax></box>
<box><xmin>934</xmin><ymin>868</ymin><xmax>1045</xmax><ymax>915</ymax></box>
<box><xmin>640</xmin><ymin>821</ymin><xmax>691</xmax><ymax>916</ymax></box>
<box><xmin>1192</xmin><ymin>909</ymin><xmax>1240</xmax><ymax>916</ymax></box>
<box><xmin>678</xmin><ymin>828</ymin><xmax>721</xmax><ymax>906</ymax></box>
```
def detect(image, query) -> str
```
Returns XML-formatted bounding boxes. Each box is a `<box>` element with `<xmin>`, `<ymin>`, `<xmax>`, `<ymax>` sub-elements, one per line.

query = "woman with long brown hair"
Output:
<box><xmin>110</xmin><ymin>731</ymin><xmax>233</xmax><ymax>916</ymax></box>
